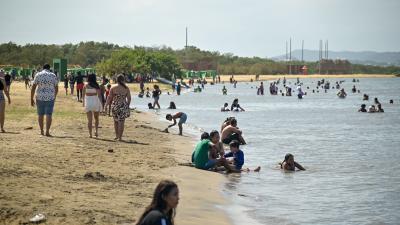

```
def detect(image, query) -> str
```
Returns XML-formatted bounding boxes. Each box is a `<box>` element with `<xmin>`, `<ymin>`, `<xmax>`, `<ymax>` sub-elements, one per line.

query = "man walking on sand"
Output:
<box><xmin>31</xmin><ymin>64</ymin><xmax>58</xmax><ymax>136</ymax></box>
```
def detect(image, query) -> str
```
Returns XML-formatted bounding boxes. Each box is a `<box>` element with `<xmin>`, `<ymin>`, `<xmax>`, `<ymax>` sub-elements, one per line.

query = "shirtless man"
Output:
<box><xmin>220</xmin><ymin>117</ymin><xmax>234</xmax><ymax>133</ymax></box>
<box><xmin>221</xmin><ymin>118</ymin><xmax>246</xmax><ymax>145</ymax></box>
<box><xmin>165</xmin><ymin>112</ymin><xmax>187</xmax><ymax>135</ymax></box>
<box><xmin>209</xmin><ymin>130</ymin><xmax>225</xmax><ymax>158</ymax></box>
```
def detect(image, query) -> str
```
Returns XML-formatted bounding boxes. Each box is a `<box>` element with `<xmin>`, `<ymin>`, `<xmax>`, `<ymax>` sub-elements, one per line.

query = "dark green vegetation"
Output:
<box><xmin>0</xmin><ymin>42</ymin><xmax>399</xmax><ymax>79</ymax></box>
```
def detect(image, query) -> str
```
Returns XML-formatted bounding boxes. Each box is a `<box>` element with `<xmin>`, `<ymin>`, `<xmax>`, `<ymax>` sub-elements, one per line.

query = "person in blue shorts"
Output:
<box><xmin>165</xmin><ymin>112</ymin><xmax>187</xmax><ymax>135</ymax></box>
<box><xmin>224</xmin><ymin>140</ymin><xmax>260</xmax><ymax>172</ymax></box>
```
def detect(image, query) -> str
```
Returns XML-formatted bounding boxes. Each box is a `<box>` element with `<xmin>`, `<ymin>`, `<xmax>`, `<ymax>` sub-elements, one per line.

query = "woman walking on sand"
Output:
<box><xmin>0</xmin><ymin>70</ymin><xmax>11</xmax><ymax>132</ymax></box>
<box><xmin>83</xmin><ymin>74</ymin><xmax>102</xmax><ymax>138</ymax></box>
<box><xmin>107</xmin><ymin>74</ymin><xmax>131</xmax><ymax>141</ymax></box>
<box><xmin>136</xmin><ymin>180</ymin><xmax>179</xmax><ymax>225</ymax></box>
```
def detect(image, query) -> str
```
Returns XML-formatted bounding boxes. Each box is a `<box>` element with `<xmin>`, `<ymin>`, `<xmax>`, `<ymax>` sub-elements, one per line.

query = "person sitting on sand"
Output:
<box><xmin>209</xmin><ymin>130</ymin><xmax>225</xmax><ymax>158</ymax></box>
<box><xmin>193</xmin><ymin>134</ymin><xmax>232</xmax><ymax>171</ymax></box>
<box><xmin>231</xmin><ymin>98</ymin><xmax>245</xmax><ymax>112</ymax></box>
<box><xmin>376</xmin><ymin>104</ymin><xmax>384</xmax><ymax>112</ymax></box>
<box><xmin>167</xmin><ymin>101</ymin><xmax>176</xmax><ymax>109</ymax></box>
<box><xmin>337</xmin><ymin>88</ymin><xmax>347</xmax><ymax>98</ymax></box>
<box><xmin>136</xmin><ymin>180</ymin><xmax>179</xmax><ymax>225</ymax></box>
<box><xmin>221</xmin><ymin>103</ymin><xmax>230</xmax><ymax>112</ymax></box>
<box><xmin>221</xmin><ymin>118</ymin><xmax>246</xmax><ymax>145</ymax></box>
<box><xmin>363</xmin><ymin>94</ymin><xmax>369</xmax><ymax>101</ymax></box>
<box><xmin>368</xmin><ymin>105</ymin><xmax>376</xmax><ymax>113</ymax></box>
<box><xmin>191</xmin><ymin>132</ymin><xmax>210</xmax><ymax>163</ymax></box>
<box><xmin>165</xmin><ymin>112</ymin><xmax>187</xmax><ymax>135</ymax></box>
<box><xmin>280</xmin><ymin>153</ymin><xmax>305</xmax><ymax>171</ymax></box>
<box><xmin>224</xmin><ymin>140</ymin><xmax>260</xmax><ymax>172</ymax></box>
<box><xmin>358</xmin><ymin>104</ymin><xmax>367</xmax><ymax>112</ymax></box>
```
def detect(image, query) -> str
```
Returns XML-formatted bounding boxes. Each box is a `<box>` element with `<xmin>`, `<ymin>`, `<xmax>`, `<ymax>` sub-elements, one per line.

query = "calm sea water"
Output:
<box><xmin>131</xmin><ymin>78</ymin><xmax>400</xmax><ymax>225</ymax></box>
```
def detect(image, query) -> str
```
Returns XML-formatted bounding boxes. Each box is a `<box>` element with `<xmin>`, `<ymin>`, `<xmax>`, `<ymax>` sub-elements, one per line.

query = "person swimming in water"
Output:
<box><xmin>337</xmin><ymin>88</ymin><xmax>347</xmax><ymax>98</ymax></box>
<box><xmin>297</xmin><ymin>85</ymin><xmax>304</xmax><ymax>99</ymax></box>
<box><xmin>280</xmin><ymin>153</ymin><xmax>305</xmax><ymax>171</ymax></box>
<box><xmin>358</xmin><ymin>104</ymin><xmax>367</xmax><ymax>112</ymax></box>
<box><xmin>168</xmin><ymin>101</ymin><xmax>176</xmax><ymax>109</ymax></box>
<box><xmin>222</xmin><ymin>86</ymin><xmax>227</xmax><ymax>95</ymax></box>
<box><xmin>221</xmin><ymin>103</ymin><xmax>230</xmax><ymax>112</ymax></box>
<box><xmin>368</xmin><ymin>105</ymin><xmax>376</xmax><ymax>113</ymax></box>
<box><xmin>363</xmin><ymin>94</ymin><xmax>369</xmax><ymax>101</ymax></box>
<box><xmin>376</xmin><ymin>104</ymin><xmax>384</xmax><ymax>112</ymax></box>
<box><xmin>389</xmin><ymin>99</ymin><xmax>394</xmax><ymax>104</ymax></box>
<box><xmin>352</xmin><ymin>85</ymin><xmax>357</xmax><ymax>93</ymax></box>
<box><xmin>374</xmin><ymin>97</ymin><xmax>380</xmax><ymax>105</ymax></box>
<box><xmin>230</xmin><ymin>98</ymin><xmax>245</xmax><ymax>112</ymax></box>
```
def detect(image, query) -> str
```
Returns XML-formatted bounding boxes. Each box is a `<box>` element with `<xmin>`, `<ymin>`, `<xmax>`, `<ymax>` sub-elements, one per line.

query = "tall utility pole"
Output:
<box><xmin>319</xmin><ymin>40</ymin><xmax>322</xmax><ymax>74</ymax></box>
<box><xmin>286</xmin><ymin>41</ymin><xmax>288</xmax><ymax>61</ymax></box>
<box><xmin>301</xmin><ymin>40</ymin><xmax>304</xmax><ymax>62</ymax></box>
<box><xmin>326</xmin><ymin>40</ymin><xmax>329</xmax><ymax>59</ymax></box>
<box><xmin>185</xmin><ymin>27</ymin><xmax>188</xmax><ymax>48</ymax></box>
<box><xmin>289</xmin><ymin>38</ymin><xmax>292</xmax><ymax>75</ymax></box>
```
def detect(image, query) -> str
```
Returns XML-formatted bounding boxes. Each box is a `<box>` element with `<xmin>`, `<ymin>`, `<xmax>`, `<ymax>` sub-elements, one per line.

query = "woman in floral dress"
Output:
<box><xmin>106</xmin><ymin>74</ymin><xmax>131</xmax><ymax>141</ymax></box>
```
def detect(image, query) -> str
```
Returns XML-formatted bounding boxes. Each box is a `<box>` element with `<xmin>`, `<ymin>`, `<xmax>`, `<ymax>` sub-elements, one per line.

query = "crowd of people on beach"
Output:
<box><xmin>2</xmin><ymin>66</ymin><xmax>398</xmax><ymax>225</ymax></box>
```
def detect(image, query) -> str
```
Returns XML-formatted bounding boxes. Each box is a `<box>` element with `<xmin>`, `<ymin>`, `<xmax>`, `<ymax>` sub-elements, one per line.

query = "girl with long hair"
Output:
<box><xmin>82</xmin><ymin>74</ymin><xmax>102</xmax><ymax>138</ymax></box>
<box><xmin>136</xmin><ymin>180</ymin><xmax>179</xmax><ymax>225</ymax></box>
<box><xmin>0</xmin><ymin>70</ymin><xmax>11</xmax><ymax>132</ymax></box>
<box><xmin>106</xmin><ymin>74</ymin><xmax>131</xmax><ymax>141</ymax></box>
<box><xmin>280</xmin><ymin>153</ymin><xmax>305</xmax><ymax>171</ymax></box>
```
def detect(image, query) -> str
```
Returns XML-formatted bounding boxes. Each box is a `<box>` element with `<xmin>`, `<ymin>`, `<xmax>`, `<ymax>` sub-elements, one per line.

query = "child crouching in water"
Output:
<box><xmin>224</xmin><ymin>140</ymin><xmax>260</xmax><ymax>172</ymax></box>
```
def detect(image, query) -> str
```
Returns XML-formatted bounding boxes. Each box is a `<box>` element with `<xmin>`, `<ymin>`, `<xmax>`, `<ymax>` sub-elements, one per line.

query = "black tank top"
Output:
<box><xmin>0</xmin><ymin>79</ymin><xmax>4</xmax><ymax>91</ymax></box>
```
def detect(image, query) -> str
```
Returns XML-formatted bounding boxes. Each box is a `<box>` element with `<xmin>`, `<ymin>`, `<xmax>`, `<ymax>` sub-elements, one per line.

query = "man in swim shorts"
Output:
<box><xmin>221</xmin><ymin>118</ymin><xmax>246</xmax><ymax>145</ymax></box>
<box><xmin>165</xmin><ymin>112</ymin><xmax>187</xmax><ymax>135</ymax></box>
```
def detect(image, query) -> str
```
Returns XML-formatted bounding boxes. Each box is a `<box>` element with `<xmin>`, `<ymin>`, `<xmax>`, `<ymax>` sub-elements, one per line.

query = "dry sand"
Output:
<box><xmin>191</xmin><ymin>74</ymin><xmax>396</xmax><ymax>83</ymax></box>
<box><xmin>0</xmin><ymin>82</ymin><xmax>231</xmax><ymax>225</ymax></box>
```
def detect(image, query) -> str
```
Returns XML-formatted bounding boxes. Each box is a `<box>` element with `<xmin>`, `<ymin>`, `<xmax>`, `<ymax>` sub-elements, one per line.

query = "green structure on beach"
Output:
<box><xmin>182</xmin><ymin>70</ymin><xmax>217</xmax><ymax>79</ymax></box>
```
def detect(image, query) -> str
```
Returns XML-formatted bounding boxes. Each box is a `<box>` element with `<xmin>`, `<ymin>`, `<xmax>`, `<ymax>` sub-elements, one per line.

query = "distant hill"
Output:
<box><xmin>272</xmin><ymin>50</ymin><xmax>400</xmax><ymax>66</ymax></box>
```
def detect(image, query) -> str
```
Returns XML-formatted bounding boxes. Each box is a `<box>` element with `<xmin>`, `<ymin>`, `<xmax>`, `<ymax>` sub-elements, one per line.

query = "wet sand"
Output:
<box><xmin>0</xmin><ymin>82</ymin><xmax>231</xmax><ymax>225</ymax></box>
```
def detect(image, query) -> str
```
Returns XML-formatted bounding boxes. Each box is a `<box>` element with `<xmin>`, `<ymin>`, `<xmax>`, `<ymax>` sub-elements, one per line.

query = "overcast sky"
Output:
<box><xmin>0</xmin><ymin>0</ymin><xmax>399</xmax><ymax>57</ymax></box>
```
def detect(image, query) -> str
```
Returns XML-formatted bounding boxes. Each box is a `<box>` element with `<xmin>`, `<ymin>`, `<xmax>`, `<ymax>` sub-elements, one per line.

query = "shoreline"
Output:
<box><xmin>0</xmin><ymin>82</ymin><xmax>232</xmax><ymax>225</ymax></box>
<box><xmin>136</xmin><ymin>112</ymin><xmax>233</xmax><ymax>225</ymax></box>
<box><xmin>191</xmin><ymin>74</ymin><xmax>397</xmax><ymax>83</ymax></box>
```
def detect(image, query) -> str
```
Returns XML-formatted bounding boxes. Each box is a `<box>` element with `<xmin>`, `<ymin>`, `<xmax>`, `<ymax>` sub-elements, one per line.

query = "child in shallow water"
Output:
<box><xmin>280</xmin><ymin>153</ymin><xmax>305</xmax><ymax>171</ymax></box>
<box><xmin>224</xmin><ymin>140</ymin><xmax>260</xmax><ymax>172</ymax></box>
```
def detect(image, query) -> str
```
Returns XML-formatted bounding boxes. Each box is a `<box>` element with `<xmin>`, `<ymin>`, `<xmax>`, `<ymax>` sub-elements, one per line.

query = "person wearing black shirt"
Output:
<box><xmin>76</xmin><ymin>71</ymin><xmax>84</xmax><ymax>102</ymax></box>
<box><xmin>136</xmin><ymin>180</ymin><xmax>179</xmax><ymax>225</ymax></box>
<box><xmin>4</xmin><ymin>73</ymin><xmax>11</xmax><ymax>92</ymax></box>
<box><xmin>152</xmin><ymin>85</ymin><xmax>162</xmax><ymax>109</ymax></box>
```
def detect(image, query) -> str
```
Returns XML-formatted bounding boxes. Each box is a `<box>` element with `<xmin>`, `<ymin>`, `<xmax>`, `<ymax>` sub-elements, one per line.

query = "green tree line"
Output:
<box><xmin>0</xmin><ymin>42</ymin><xmax>399</xmax><ymax>79</ymax></box>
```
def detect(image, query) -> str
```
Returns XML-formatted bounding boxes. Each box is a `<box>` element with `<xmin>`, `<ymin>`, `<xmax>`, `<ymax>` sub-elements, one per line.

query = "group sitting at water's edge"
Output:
<box><xmin>189</xmin><ymin>117</ymin><xmax>305</xmax><ymax>173</ymax></box>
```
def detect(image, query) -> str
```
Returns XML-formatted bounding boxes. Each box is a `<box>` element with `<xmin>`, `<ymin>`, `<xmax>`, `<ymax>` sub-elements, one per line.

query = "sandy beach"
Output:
<box><xmin>0</xmin><ymin>82</ymin><xmax>231</xmax><ymax>225</ymax></box>
<box><xmin>193</xmin><ymin>74</ymin><xmax>396</xmax><ymax>83</ymax></box>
